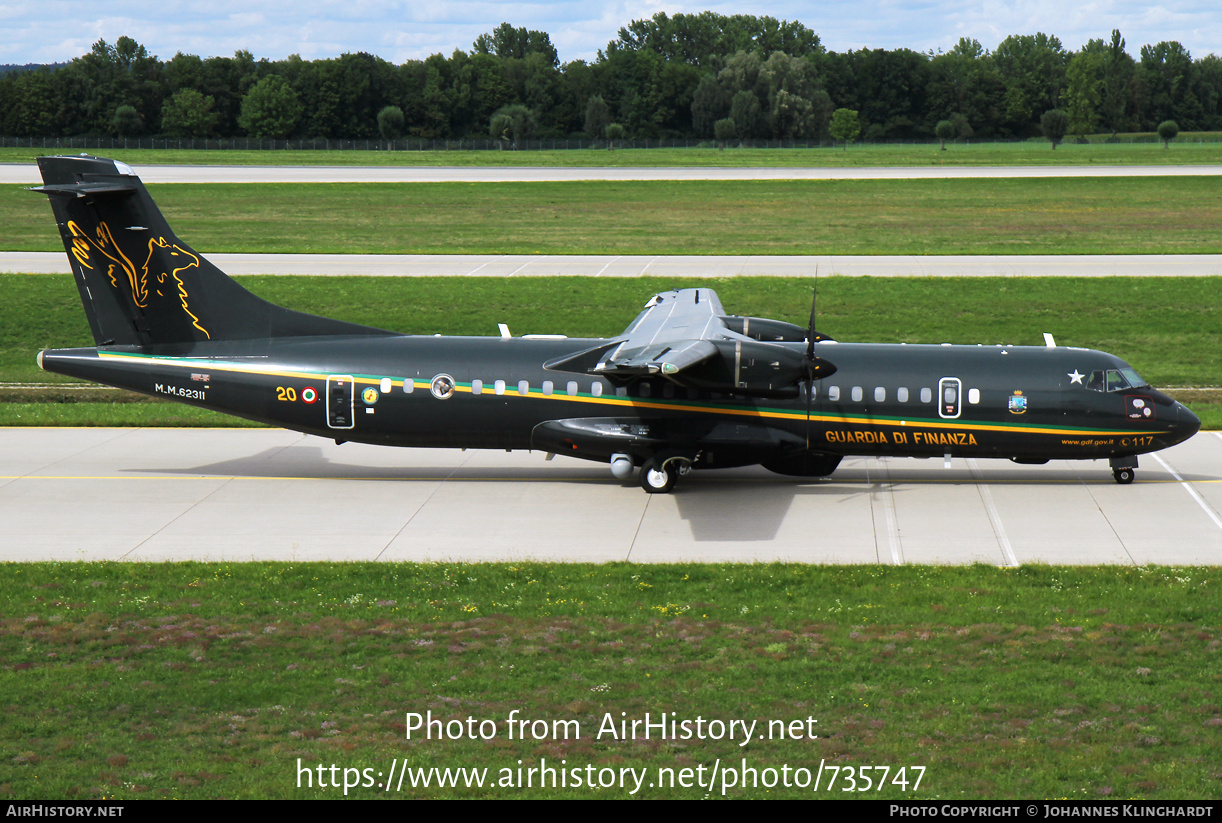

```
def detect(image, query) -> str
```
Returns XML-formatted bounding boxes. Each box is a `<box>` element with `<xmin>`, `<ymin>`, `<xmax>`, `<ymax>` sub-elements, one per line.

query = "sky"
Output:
<box><xmin>2</xmin><ymin>1</ymin><xmax>1219</xmax><ymax>66</ymax></box>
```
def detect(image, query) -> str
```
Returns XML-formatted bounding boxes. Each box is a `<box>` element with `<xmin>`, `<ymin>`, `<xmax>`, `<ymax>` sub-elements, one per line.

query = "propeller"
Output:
<box><xmin>802</xmin><ymin>282</ymin><xmax>837</xmax><ymax>448</ymax></box>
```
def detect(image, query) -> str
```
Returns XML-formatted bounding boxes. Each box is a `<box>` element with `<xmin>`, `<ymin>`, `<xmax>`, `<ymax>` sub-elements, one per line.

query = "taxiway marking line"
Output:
<box><xmin>1150</xmin><ymin>452</ymin><xmax>1222</xmax><ymax>533</ymax></box>
<box><xmin>969</xmin><ymin>458</ymin><xmax>1018</xmax><ymax>567</ymax></box>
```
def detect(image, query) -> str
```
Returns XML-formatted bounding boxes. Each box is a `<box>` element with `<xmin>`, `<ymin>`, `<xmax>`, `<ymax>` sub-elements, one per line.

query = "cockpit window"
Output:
<box><xmin>1086</xmin><ymin>367</ymin><xmax>1149</xmax><ymax>392</ymax></box>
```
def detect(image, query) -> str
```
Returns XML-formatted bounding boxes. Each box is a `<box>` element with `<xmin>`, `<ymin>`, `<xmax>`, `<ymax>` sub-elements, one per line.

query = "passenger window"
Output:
<box><xmin>968</xmin><ymin>388</ymin><xmax>980</xmax><ymax>404</ymax></box>
<box><xmin>380</xmin><ymin>378</ymin><xmax>392</xmax><ymax>393</ymax></box>
<box><xmin>828</xmin><ymin>386</ymin><xmax>841</xmax><ymax>402</ymax></box>
<box><xmin>567</xmin><ymin>381</ymin><xmax>578</xmax><ymax>396</ymax></box>
<box><xmin>542</xmin><ymin>381</ymin><xmax>553</xmax><ymax>396</ymax></box>
<box><xmin>639</xmin><ymin>384</ymin><xmax>651</xmax><ymax>398</ymax></box>
<box><xmin>874</xmin><ymin>387</ymin><xmax>885</xmax><ymax>402</ymax></box>
<box><xmin>471</xmin><ymin>379</ymin><xmax>483</xmax><ymax>395</ymax></box>
<box><xmin>591</xmin><ymin>383</ymin><xmax>603</xmax><ymax>397</ymax></box>
<box><xmin>403</xmin><ymin>379</ymin><xmax>414</xmax><ymax>394</ymax></box>
<box><xmin>851</xmin><ymin>386</ymin><xmax>863</xmax><ymax>402</ymax></box>
<box><xmin>518</xmin><ymin>380</ymin><xmax>529</xmax><ymax>396</ymax></box>
<box><xmin>616</xmin><ymin>387</ymin><xmax>628</xmax><ymax>397</ymax></box>
<box><xmin>897</xmin><ymin>387</ymin><xmax>909</xmax><ymax>403</ymax></box>
<box><xmin>494</xmin><ymin>380</ymin><xmax>506</xmax><ymax>396</ymax></box>
<box><xmin>920</xmin><ymin>388</ymin><xmax>932</xmax><ymax>404</ymax></box>
<box><xmin>662</xmin><ymin>384</ymin><xmax>674</xmax><ymax>398</ymax></box>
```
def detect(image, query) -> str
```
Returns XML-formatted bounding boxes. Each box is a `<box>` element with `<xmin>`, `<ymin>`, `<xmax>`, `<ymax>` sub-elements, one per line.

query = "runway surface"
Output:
<box><xmin>2</xmin><ymin>428</ymin><xmax>1218</xmax><ymax>565</ymax></box>
<box><xmin>4</xmin><ymin>163</ymin><xmax>1222</xmax><ymax>184</ymax></box>
<box><xmin>6</xmin><ymin>252</ymin><xmax>1222</xmax><ymax>277</ymax></box>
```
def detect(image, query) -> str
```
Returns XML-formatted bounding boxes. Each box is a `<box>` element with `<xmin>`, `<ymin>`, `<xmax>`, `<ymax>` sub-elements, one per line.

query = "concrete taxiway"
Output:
<box><xmin>6</xmin><ymin>252</ymin><xmax>1222</xmax><ymax>277</ymax></box>
<box><xmin>4</xmin><ymin>163</ymin><xmax>1222</xmax><ymax>185</ymax></box>
<box><xmin>2</xmin><ymin>428</ymin><xmax>1218</xmax><ymax>565</ymax></box>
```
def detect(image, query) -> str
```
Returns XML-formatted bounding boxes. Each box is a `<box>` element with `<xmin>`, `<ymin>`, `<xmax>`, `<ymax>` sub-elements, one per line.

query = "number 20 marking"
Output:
<box><xmin>276</xmin><ymin>386</ymin><xmax>297</xmax><ymax>402</ymax></box>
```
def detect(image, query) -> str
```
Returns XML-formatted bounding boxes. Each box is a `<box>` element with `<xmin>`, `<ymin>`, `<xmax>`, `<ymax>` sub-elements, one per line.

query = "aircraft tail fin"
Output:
<box><xmin>33</xmin><ymin>155</ymin><xmax>392</xmax><ymax>347</ymax></box>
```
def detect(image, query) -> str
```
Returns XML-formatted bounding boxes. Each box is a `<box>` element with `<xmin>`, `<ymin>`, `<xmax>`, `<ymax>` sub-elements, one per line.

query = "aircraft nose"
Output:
<box><xmin>1174</xmin><ymin>402</ymin><xmax>1201</xmax><ymax>442</ymax></box>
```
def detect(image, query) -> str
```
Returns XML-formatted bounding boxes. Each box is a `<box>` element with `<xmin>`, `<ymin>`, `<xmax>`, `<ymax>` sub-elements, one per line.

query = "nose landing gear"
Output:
<box><xmin>1110</xmin><ymin>455</ymin><xmax>1138</xmax><ymax>485</ymax></box>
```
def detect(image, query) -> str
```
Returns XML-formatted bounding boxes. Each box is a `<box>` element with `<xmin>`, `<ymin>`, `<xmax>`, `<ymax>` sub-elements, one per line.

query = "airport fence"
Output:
<box><xmin>3</xmin><ymin>134</ymin><xmax>1222</xmax><ymax>152</ymax></box>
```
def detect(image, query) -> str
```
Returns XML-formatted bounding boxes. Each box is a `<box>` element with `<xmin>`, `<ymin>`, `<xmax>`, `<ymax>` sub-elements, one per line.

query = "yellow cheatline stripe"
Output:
<box><xmin>95</xmin><ymin>351</ymin><xmax>1164</xmax><ymax>439</ymax></box>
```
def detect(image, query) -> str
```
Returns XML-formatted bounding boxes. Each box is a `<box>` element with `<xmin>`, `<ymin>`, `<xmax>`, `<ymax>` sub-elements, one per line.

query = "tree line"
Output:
<box><xmin>2</xmin><ymin>14</ymin><xmax>1219</xmax><ymax>144</ymax></box>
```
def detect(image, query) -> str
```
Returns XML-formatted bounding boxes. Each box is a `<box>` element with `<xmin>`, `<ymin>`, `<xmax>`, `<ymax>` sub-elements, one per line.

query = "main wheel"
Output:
<box><xmin>639</xmin><ymin>459</ymin><xmax>677</xmax><ymax>493</ymax></box>
<box><xmin>1113</xmin><ymin>468</ymin><xmax>1135</xmax><ymax>485</ymax></box>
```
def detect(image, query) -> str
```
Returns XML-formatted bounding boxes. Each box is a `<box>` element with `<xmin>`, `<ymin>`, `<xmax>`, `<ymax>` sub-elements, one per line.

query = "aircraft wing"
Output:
<box><xmin>594</xmin><ymin>288</ymin><xmax>729</xmax><ymax>376</ymax></box>
<box><xmin>544</xmin><ymin>288</ymin><xmax>835</xmax><ymax>396</ymax></box>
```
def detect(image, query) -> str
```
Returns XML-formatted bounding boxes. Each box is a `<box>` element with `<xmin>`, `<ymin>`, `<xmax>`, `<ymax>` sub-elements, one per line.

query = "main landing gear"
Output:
<box><xmin>638</xmin><ymin>456</ymin><xmax>693</xmax><ymax>494</ymax></box>
<box><xmin>1110</xmin><ymin>456</ymin><xmax>1138</xmax><ymax>485</ymax></box>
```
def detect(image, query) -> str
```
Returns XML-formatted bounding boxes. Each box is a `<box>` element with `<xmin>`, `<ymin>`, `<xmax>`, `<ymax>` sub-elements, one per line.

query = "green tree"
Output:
<box><xmin>473</xmin><ymin>23</ymin><xmax>558</xmax><ymax>67</ymax></box>
<box><xmin>1157</xmin><ymin>119</ymin><xmax>1179</xmax><ymax>148</ymax></box>
<box><xmin>729</xmin><ymin>89</ymin><xmax>763</xmax><ymax>138</ymax></box>
<box><xmin>1138</xmin><ymin>41</ymin><xmax>1199</xmax><ymax>130</ymax></box>
<box><xmin>64</xmin><ymin>36</ymin><xmax>163</xmax><ymax>134</ymax></box>
<box><xmin>160</xmin><ymin>88</ymin><xmax>218</xmax><ymax>137</ymax></box>
<box><xmin>935</xmin><ymin>119</ymin><xmax>956</xmax><ymax>149</ymax></box>
<box><xmin>605</xmin><ymin>121</ymin><xmax>625</xmax><ymax>149</ymax></box>
<box><xmin>949</xmin><ymin>112</ymin><xmax>974</xmax><ymax>140</ymax></box>
<box><xmin>713</xmin><ymin>117</ymin><xmax>736</xmax><ymax>148</ymax></box>
<box><xmin>1064</xmin><ymin>42</ymin><xmax>1107</xmax><ymax>137</ymax></box>
<box><xmin>828</xmin><ymin>108</ymin><xmax>860</xmax><ymax>149</ymax></box>
<box><xmin>718</xmin><ymin>52</ymin><xmax>766</xmax><ymax>137</ymax></box>
<box><xmin>1040</xmin><ymin>108</ymin><xmax>1069</xmax><ymax>148</ymax></box>
<box><xmin>489</xmin><ymin>103</ymin><xmax>536</xmax><ymax>143</ymax></box>
<box><xmin>994</xmin><ymin>33</ymin><xmax>1068</xmax><ymax>135</ymax></box>
<box><xmin>758</xmin><ymin>51</ymin><xmax>825</xmax><ymax>139</ymax></box>
<box><xmin>111</xmin><ymin>104</ymin><xmax>142</xmax><ymax>137</ymax></box>
<box><xmin>377</xmin><ymin>105</ymin><xmax>405</xmax><ymax>144</ymax></box>
<box><xmin>1102</xmin><ymin>30</ymin><xmax>1136</xmax><ymax>135</ymax></box>
<box><xmin>584</xmin><ymin>94</ymin><xmax>610</xmax><ymax>139</ymax></box>
<box><xmin>606</xmin><ymin>12</ymin><xmax>821</xmax><ymax>70</ymax></box>
<box><xmin>238</xmin><ymin>75</ymin><xmax>302</xmax><ymax>139</ymax></box>
<box><xmin>690</xmin><ymin>73</ymin><xmax>727</xmax><ymax>137</ymax></box>
<box><xmin>925</xmin><ymin>39</ymin><xmax>1003</xmax><ymax>137</ymax></box>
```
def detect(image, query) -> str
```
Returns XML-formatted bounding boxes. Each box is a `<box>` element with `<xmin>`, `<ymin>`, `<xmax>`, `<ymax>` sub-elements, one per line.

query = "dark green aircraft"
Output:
<box><xmin>33</xmin><ymin>155</ymin><xmax>1200</xmax><ymax>493</ymax></box>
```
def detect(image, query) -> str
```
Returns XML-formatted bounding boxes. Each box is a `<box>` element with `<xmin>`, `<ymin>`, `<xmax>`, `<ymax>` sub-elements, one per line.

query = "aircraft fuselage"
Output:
<box><xmin>39</xmin><ymin>334</ymin><xmax>1199</xmax><ymax>473</ymax></box>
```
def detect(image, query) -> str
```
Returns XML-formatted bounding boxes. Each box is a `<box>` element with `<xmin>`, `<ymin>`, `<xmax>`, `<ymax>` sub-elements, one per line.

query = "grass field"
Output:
<box><xmin>3</xmin><ymin>138</ymin><xmax>1222</xmax><ymax>167</ymax></box>
<box><xmin>6</xmin><ymin>177</ymin><xmax>1222</xmax><ymax>256</ymax></box>
<box><xmin>0</xmin><ymin>561</ymin><xmax>1216</xmax><ymax>799</ymax></box>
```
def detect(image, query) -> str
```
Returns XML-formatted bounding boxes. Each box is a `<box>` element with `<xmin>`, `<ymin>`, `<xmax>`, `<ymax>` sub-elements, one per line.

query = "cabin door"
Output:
<box><xmin>938</xmin><ymin>377</ymin><xmax>962</xmax><ymax>419</ymax></box>
<box><xmin>327</xmin><ymin>375</ymin><xmax>355</xmax><ymax>429</ymax></box>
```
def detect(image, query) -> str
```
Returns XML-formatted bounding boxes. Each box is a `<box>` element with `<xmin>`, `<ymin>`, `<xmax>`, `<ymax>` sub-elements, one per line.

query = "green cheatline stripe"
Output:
<box><xmin>95</xmin><ymin>350</ymin><xmax>1163</xmax><ymax>438</ymax></box>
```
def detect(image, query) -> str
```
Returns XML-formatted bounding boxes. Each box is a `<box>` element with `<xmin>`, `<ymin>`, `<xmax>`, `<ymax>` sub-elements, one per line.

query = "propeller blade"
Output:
<box><xmin>806</xmin><ymin>287</ymin><xmax>817</xmax><ymax>361</ymax></box>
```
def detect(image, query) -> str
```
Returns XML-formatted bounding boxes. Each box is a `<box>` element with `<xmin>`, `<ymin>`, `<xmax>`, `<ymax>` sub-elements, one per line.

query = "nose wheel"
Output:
<box><xmin>1113</xmin><ymin>468</ymin><xmax>1135</xmax><ymax>485</ymax></box>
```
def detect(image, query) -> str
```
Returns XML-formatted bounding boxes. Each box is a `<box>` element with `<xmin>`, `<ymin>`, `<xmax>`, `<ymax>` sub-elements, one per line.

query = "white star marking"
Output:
<box><xmin>1068</xmin><ymin>370</ymin><xmax>1084</xmax><ymax>384</ymax></box>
